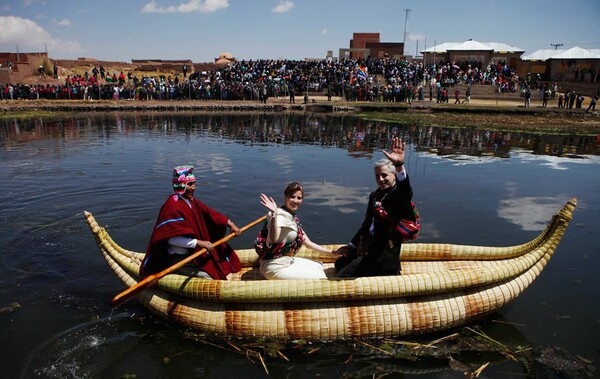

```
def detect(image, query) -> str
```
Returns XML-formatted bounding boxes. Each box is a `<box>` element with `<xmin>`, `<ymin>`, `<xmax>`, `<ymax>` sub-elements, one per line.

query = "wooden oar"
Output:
<box><xmin>110</xmin><ymin>215</ymin><xmax>267</xmax><ymax>308</ymax></box>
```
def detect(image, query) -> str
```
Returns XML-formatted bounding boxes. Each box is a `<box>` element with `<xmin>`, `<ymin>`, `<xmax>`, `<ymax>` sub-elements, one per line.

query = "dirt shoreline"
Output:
<box><xmin>2</xmin><ymin>97</ymin><xmax>599</xmax><ymax>135</ymax></box>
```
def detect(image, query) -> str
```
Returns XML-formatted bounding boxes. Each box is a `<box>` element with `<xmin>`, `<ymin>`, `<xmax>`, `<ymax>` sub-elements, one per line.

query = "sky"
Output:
<box><xmin>1</xmin><ymin>0</ymin><xmax>599</xmax><ymax>63</ymax></box>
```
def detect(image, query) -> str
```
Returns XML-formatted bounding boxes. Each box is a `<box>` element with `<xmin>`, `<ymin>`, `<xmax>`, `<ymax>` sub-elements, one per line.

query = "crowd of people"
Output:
<box><xmin>2</xmin><ymin>57</ymin><xmax>598</xmax><ymax>112</ymax></box>
<box><xmin>1</xmin><ymin>57</ymin><xmax>526</xmax><ymax>103</ymax></box>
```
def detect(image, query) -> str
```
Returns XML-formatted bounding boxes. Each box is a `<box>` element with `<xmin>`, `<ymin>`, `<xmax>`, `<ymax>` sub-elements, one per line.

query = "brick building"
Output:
<box><xmin>340</xmin><ymin>33</ymin><xmax>405</xmax><ymax>60</ymax></box>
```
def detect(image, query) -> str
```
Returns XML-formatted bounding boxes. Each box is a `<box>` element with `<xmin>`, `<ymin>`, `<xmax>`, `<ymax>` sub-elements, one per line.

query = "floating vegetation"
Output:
<box><xmin>0</xmin><ymin>302</ymin><xmax>21</xmax><ymax>314</ymax></box>
<box><xmin>0</xmin><ymin>110</ymin><xmax>75</xmax><ymax>120</ymax></box>
<box><xmin>179</xmin><ymin>319</ymin><xmax>596</xmax><ymax>378</ymax></box>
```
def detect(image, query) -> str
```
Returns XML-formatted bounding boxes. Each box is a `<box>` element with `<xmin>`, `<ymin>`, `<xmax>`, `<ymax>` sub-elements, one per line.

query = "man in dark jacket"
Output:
<box><xmin>335</xmin><ymin>137</ymin><xmax>420</xmax><ymax>277</ymax></box>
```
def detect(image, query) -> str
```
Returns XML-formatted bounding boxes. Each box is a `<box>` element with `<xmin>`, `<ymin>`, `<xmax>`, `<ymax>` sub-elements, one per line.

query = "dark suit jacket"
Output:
<box><xmin>351</xmin><ymin>175</ymin><xmax>415</xmax><ymax>276</ymax></box>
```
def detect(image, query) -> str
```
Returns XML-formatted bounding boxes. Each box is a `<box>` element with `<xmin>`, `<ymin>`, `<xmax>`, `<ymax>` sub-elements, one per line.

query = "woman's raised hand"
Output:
<box><xmin>260</xmin><ymin>193</ymin><xmax>278</xmax><ymax>214</ymax></box>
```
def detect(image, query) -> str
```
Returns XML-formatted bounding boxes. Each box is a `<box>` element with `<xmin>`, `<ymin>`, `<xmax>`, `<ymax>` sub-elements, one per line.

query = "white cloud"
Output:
<box><xmin>51</xmin><ymin>18</ymin><xmax>71</xmax><ymax>27</ymax></box>
<box><xmin>321</xmin><ymin>28</ymin><xmax>328</xmax><ymax>35</ymax></box>
<box><xmin>0</xmin><ymin>16</ymin><xmax>82</xmax><ymax>53</ymax></box>
<box><xmin>272</xmin><ymin>0</ymin><xmax>294</xmax><ymax>13</ymax></box>
<box><xmin>21</xmin><ymin>0</ymin><xmax>47</xmax><ymax>6</ymax></box>
<box><xmin>142</xmin><ymin>0</ymin><xmax>229</xmax><ymax>14</ymax></box>
<box><xmin>2</xmin><ymin>4</ymin><xmax>11</xmax><ymax>11</ymax></box>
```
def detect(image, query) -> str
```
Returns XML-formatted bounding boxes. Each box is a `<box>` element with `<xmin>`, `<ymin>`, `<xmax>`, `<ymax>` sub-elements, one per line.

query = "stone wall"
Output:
<box><xmin>0</xmin><ymin>52</ymin><xmax>50</xmax><ymax>83</ymax></box>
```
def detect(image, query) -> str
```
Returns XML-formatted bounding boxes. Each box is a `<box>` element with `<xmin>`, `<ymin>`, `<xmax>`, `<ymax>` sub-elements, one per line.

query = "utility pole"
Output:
<box><xmin>403</xmin><ymin>9</ymin><xmax>411</xmax><ymax>44</ymax></box>
<box><xmin>550</xmin><ymin>43</ymin><xmax>563</xmax><ymax>50</ymax></box>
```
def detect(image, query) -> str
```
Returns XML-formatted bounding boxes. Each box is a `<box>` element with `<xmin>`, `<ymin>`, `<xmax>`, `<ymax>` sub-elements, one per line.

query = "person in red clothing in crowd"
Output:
<box><xmin>140</xmin><ymin>165</ymin><xmax>243</xmax><ymax>280</ymax></box>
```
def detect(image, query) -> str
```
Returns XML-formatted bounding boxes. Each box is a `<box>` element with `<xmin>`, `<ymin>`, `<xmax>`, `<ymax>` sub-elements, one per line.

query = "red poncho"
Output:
<box><xmin>140</xmin><ymin>195</ymin><xmax>241</xmax><ymax>279</ymax></box>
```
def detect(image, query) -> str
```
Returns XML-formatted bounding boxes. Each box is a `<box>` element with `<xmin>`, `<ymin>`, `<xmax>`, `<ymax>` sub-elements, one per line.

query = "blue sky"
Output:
<box><xmin>1</xmin><ymin>0</ymin><xmax>599</xmax><ymax>62</ymax></box>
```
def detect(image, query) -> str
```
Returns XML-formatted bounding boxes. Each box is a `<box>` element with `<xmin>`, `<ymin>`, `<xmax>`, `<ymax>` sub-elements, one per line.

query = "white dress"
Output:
<box><xmin>259</xmin><ymin>208</ymin><xmax>327</xmax><ymax>280</ymax></box>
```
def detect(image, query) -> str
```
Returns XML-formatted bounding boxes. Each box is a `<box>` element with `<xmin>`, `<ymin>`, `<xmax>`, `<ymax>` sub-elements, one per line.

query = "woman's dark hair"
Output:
<box><xmin>284</xmin><ymin>182</ymin><xmax>304</xmax><ymax>197</ymax></box>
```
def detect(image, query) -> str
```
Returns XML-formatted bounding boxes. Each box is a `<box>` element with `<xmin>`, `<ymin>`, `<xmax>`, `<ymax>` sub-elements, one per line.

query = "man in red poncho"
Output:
<box><xmin>140</xmin><ymin>165</ymin><xmax>242</xmax><ymax>279</ymax></box>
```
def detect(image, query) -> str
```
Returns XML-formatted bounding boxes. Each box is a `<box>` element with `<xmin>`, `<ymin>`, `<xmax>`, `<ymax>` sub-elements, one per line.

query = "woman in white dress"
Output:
<box><xmin>255</xmin><ymin>182</ymin><xmax>337</xmax><ymax>280</ymax></box>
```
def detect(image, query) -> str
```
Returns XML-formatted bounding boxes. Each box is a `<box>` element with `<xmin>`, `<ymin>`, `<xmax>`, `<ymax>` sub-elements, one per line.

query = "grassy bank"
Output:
<box><xmin>335</xmin><ymin>99</ymin><xmax>599</xmax><ymax>135</ymax></box>
<box><xmin>2</xmin><ymin>99</ymin><xmax>599</xmax><ymax>135</ymax></box>
<box><xmin>356</xmin><ymin>109</ymin><xmax>600</xmax><ymax>135</ymax></box>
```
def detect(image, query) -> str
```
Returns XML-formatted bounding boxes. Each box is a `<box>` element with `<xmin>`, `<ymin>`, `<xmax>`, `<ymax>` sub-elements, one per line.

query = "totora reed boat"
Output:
<box><xmin>85</xmin><ymin>198</ymin><xmax>576</xmax><ymax>341</ymax></box>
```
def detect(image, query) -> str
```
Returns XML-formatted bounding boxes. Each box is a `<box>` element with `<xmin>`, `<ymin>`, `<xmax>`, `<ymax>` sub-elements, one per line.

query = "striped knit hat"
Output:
<box><xmin>172</xmin><ymin>165</ymin><xmax>196</xmax><ymax>195</ymax></box>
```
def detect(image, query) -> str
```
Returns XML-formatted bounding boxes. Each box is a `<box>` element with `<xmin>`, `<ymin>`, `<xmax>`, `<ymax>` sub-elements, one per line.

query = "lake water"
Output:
<box><xmin>1</xmin><ymin>112</ymin><xmax>598</xmax><ymax>378</ymax></box>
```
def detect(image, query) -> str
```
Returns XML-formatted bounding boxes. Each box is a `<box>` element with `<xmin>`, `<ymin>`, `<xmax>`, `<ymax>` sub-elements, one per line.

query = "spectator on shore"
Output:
<box><xmin>542</xmin><ymin>88</ymin><xmax>550</xmax><ymax>108</ymax></box>
<box><xmin>576</xmin><ymin>94</ymin><xmax>584</xmax><ymax>109</ymax></box>
<box><xmin>558</xmin><ymin>94</ymin><xmax>564</xmax><ymax>108</ymax></box>
<box><xmin>524</xmin><ymin>88</ymin><xmax>531</xmax><ymax>107</ymax></box>
<box><xmin>569</xmin><ymin>91</ymin><xmax>576</xmax><ymax>108</ymax></box>
<box><xmin>586</xmin><ymin>95</ymin><xmax>597</xmax><ymax>113</ymax></box>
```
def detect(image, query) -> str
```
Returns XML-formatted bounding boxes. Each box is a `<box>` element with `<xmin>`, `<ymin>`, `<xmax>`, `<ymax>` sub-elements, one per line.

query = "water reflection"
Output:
<box><xmin>2</xmin><ymin>112</ymin><xmax>599</xmax><ymax>159</ymax></box>
<box><xmin>498</xmin><ymin>196</ymin><xmax>571</xmax><ymax>231</ymax></box>
<box><xmin>303</xmin><ymin>180</ymin><xmax>369</xmax><ymax>214</ymax></box>
<box><xmin>413</xmin><ymin>127</ymin><xmax>599</xmax><ymax>159</ymax></box>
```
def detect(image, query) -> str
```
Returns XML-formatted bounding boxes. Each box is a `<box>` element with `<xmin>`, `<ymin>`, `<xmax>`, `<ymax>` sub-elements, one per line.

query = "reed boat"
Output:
<box><xmin>85</xmin><ymin>198</ymin><xmax>576</xmax><ymax>341</ymax></box>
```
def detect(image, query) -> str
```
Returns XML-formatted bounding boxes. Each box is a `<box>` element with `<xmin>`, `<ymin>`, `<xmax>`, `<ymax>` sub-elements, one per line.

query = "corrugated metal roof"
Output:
<box><xmin>421</xmin><ymin>40</ymin><xmax>524</xmax><ymax>53</ymax></box>
<box><xmin>522</xmin><ymin>47</ymin><xmax>600</xmax><ymax>61</ymax></box>
<box><xmin>421</xmin><ymin>42</ymin><xmax>457</xmax><ymax>53</ymax></box>
<box><xmin>552</xmin><ymin>47</ymin><xmax>600</xmax><ymax>59</ymax></box>
<box><xmin>521</xmin><ymin>49</ymin><xmax>564</xmax><ymax>61</ymax></box>
<box><xmin>485</xmin><ymin>42</ymin><xmax>525</xmax><ymax>53</ymax></box>
<box><xmin>447</xmin><ymin>40</ymin><xmax>494</xmax><ymax>51</ymax></box>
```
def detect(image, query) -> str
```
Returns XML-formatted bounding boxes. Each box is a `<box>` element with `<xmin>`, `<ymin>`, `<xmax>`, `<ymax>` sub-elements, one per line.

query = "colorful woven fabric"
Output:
<box><xmin>254</xmin><ymin>217</ymin><xmax>305</xmax><ymax>260</ymax></box>
<box><xmin>172</xmin><ymin>165</ymin><xmax>196</xmax><ymax>195</ymax></box>
<box><xmin>375</xmin><ymin>201</ymin><xmax>421</xmax><ymax>241</ymax></box>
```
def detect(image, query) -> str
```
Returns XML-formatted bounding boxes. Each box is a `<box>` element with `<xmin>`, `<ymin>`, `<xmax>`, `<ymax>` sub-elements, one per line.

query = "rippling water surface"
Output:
<box><xmin>1</xmin><ymin>112</ymin><xmax>598</xmax><ymax>378</ymax></box>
